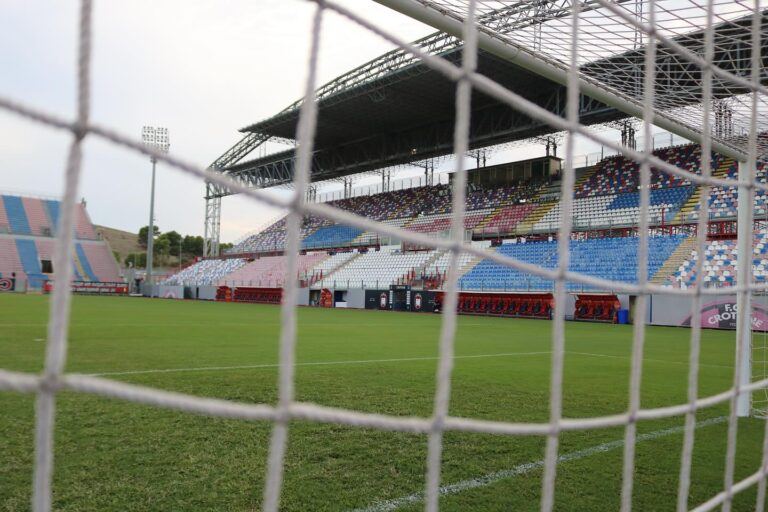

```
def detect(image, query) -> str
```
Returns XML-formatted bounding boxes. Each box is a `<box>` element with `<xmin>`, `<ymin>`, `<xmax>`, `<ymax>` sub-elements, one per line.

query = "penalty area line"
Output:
<box><xmin>351</xmin><ymin>416</ymin><xmax>728</xmax><ymax>512</ymax></box>
<box><xmin>85</xmin><ymin>351</ymin><xmax>552</xmax><ymax>377</ymax></box>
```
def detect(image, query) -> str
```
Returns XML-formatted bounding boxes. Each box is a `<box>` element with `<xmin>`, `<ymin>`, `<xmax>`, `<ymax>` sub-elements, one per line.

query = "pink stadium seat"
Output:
<box><xmin>0</xmin><ymin>199</ymin><xmax>8</xmax><ymax>234</ymax></box>
<box><xmin>219</xmin><ymin>253</ymin><xmax>327</xmax><ymax>287</ymax></box>
<box><xmin>35</xmin><ymin>239</ymin><xmax>54</xmax><ymax>261</ymax></box>
<box><xmin>82</xmin><ymin>243</ymin><xmax>121</xmax><ymax>282</ymax></box>
<box><xmin>483</xmin><ymin>204</ymin><xmax>536</xmax><ymax>233</ymax></box>
<box><xmin>22</xmin><ymin>197</ymin><xmax>51</xmax><ymax>237</ymax></box>
<box><xmin>0</xmin><ymin>237</ymin><xmax>26</xmax><ymax>282</ymax></box>
<box><xmin>75</xmin><ymin>204</ymin><xmax>98</xmax><ymax>239</ymax></box>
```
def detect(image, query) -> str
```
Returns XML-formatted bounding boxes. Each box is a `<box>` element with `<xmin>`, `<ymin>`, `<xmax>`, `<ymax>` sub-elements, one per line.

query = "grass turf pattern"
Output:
<box><xmin>1</xmin><ymin>294</ymin><xmax>767</xmax><ymax>511</ymax></box>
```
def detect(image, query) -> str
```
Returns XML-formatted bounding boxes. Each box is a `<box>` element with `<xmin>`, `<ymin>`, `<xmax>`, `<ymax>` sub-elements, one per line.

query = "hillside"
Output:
<box><xmin>94</xmin><ymin>225</ymin><xmax>141</xmax><ymax>265</ymax></box>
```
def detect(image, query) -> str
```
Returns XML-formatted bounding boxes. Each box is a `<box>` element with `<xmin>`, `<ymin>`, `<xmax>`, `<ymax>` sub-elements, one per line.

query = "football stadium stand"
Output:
<box><xmin>158</xmin><ymin>142</ymin><xmax>768</xmax><ymax>294</ymax></box>
<box><xmin>163</xmin><ymin>258</ymin><xmax>248</xmax><ymax>286</ymax></box>
<box><xmin>302</xmin><ymin>225</ymin><xmax>364</xmax><ymax>250</ymax></box>
<box><xmin>219</xmin><ymin>253</ymin><xmax>328</xmax><ymax>287</ymax></box>
<box><xmin>535</xmin><ymin>187</ymin><xmax>693</xmax><ymax>231</ymax></box>
<box><xmin>314</xmin><ymin>248</ymin><xmax>436</xmax><ymax>289</ymax></box>
<box><xmin>684</xmin><ymin>160</ymin><xmax>767</xmax><ymax>221</ymax></box>
<box><xmin>404</xmin><ymin>209</ymin><xmax>491</xmax><ymax>234</ymax></box>
<box><xmin>0</xmin><ymin>194</ymin><xmax>120</xmax><ymax>288</ymax></box>
<box><xmin>575</xmin><ymin>144</ymin><xmax>709</xmax><ymax>197</ymax></box>
<box><xmin>665</xmin><ymin>228</ymin><xmax>768</xmax><ymax>288</ymax></box>
<box><xmin>458</xmin><ymin>235</ymin><xmax>687</xmax><ymax>291</ymax></box>
<box><xmin>478</xmin><ymin>204</ymin><xmax>537</xmax><ymax>235</ymax></box>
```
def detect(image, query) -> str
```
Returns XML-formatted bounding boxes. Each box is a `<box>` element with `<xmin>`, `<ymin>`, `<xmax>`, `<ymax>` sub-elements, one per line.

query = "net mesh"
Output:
<box><xmin>0</xmin><ymin>0</ymin><xmax>767</xmax><ymax>511</ymax></box>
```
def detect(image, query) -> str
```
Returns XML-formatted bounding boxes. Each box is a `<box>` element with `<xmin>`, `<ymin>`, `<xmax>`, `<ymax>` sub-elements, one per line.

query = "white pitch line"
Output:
<box><xmin>81</xmin><ymin>350</ymin><xmax>732</xmax><ymax>377</ymax></box>
<box><xmin>569</xmin><ymin>351</ymin><xmax>732</xmax><ymax>370</ymax></box>
<box><xmin>84</xmin><ymin>352</ymin><xmax>553</xmax><ymax>377</ymax></box>
<box><xmin>351</xmin><ymin>416</ymin><xmax>728</xmax><ymax>512</ymax></box>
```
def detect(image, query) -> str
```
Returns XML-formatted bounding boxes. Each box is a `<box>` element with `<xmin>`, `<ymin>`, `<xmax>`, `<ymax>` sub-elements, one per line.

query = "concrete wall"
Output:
<box><xmin>157</xmin><ymin>285</ymin><xmax>184</xmax><ymax>299</ymax></box>
<box><xmin>296</xmin><ymin>287</ymin><xmax>310</xmax><ymax>306</ymax></box>
<box><xmin>345</xmin><ymin>288</ymin><xmax>366</xmax><ymax>309</ymax></box>
<box><xmin>197</xmin><ymin>286</ymin><xmax>218</xmax><ymax>301</ymax></box>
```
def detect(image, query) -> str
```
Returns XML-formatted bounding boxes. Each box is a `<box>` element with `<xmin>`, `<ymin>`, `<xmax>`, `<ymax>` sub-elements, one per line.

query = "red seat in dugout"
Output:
<box><xmin>574</xmin><ymin>294</ymin><xmax>621</xmax><ymax>322</ymax></box>
<box><xmin>437</xmin><ymin>292</ymin><xmax>553</xmax><ymax>319</ymax></box>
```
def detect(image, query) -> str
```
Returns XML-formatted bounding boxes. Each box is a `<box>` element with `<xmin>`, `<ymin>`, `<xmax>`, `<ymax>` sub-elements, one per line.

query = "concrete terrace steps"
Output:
<box><xmin>473</xmin><ymin>187</ymin><xmax>534</xmax><ymax>231</ymax></box>
<box><xmin>514</xmin><ymin>200</ymin><xmax>557</xmax><ymax>235</ymax></box>
<box><xmin>318</xmin><ymin>252</ymin><xmax>362</xmax><ymax>282</ymax></box>
<box><xmin>514</xmin><ymin>164</ymin><xmax>601</xmax><ymax>234</ymax></box>
<box><xmin>72</xmin><ymin>250</ymin><xmax>88</xmax><ymax>281</ymax></box>
<box><xmin>673</xmin><ymin>157</ymin><xmax>734</xmax><ymax>223</ymax></box>
<box><xmin>416</xmin><ymin>249</ymin><xmax>447</xmax><ymax>276</ymax></box>
<box><xmin>651</xmin><ymin>235</ymin><xmax>698</xmax><ymax>284</ymax></box>
<box><xmin>473</xmin><ymin>205</ymin><xmax>506</xmax><ymax>231</ymax></box>
<box><xmin>398</xmin><ymin>250</ymin><xmax>445</xmax><ymax>285</ymax></box>
<box><xmin>458</xmin><ymin>246</ymin><xmax>496</xmax><ymax>278</ymax></box>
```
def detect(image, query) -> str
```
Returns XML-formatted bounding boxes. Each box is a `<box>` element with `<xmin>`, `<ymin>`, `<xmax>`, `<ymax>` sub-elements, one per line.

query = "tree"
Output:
<box><xmin>164</xmin><ymin>230</ymin><xmax>182</xmax><ymax>255</ymax></box>
<box><xmin>138</xmin><ymin>225</ymin><xmax>160</xmax><ymax>248</ymax></box>
<box><xmin>124</xmin><ymin>253</ymin><xmax>147</xmax><ymax>268</ymax></box>
<box><xmin>153</xmin><ymin>235</ymin><xmax>171</xmax><ymax>257</ymax></box>
<box><xmin>220</xmin><ymin>242</ymin><xmax>234</xmax><ymax>252</ymax></box>
<box><xmin>182</xmin><ymin>235</ymin><xmax>204</xmax><ymax>257</ymax></box>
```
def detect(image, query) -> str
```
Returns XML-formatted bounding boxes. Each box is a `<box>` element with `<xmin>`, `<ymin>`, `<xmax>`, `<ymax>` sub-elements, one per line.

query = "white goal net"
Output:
<box><xmin>1</xmin><ymin>0</ymin><xmax>768</xmax><ymax>511</ymax></box>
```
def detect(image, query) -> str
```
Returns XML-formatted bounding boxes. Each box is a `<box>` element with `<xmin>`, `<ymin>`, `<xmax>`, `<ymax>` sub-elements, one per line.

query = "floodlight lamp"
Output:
<box><xmin>141</xmin><ymin>126</ymin><xmax>170</xmax><ymax>154</ymax></box>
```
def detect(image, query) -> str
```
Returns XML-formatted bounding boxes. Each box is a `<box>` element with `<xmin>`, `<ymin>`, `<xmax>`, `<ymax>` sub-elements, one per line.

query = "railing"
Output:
<box><xmin>309</xmin><ymin>173</ymin><xmax>451</xmax><ymax>204</ymax></box>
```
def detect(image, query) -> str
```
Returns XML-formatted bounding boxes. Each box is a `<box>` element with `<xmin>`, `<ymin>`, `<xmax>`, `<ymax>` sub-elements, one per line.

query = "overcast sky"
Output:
<box><xmin>1</xmin><ymin>1</ymin><xmax>678</xmax><ymax>244</ymax></box>
<box><xmin>0</xmin><ymin>1</ymin><xmax>440</xmax><ymax>242</ymax></box>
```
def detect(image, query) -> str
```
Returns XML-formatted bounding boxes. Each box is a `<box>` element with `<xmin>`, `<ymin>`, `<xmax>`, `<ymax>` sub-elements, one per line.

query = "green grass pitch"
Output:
<box><xmin>1</xmin><ymin>293</ymin><xmax>767</xmax><ymax>511</ymax></box>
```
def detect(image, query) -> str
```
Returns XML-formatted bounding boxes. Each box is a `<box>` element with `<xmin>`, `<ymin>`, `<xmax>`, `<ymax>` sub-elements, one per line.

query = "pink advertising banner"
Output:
<box><xmin>681</xmin><ymin>299</ymin><xmax>768</xmax><ymax>332</ymax></box>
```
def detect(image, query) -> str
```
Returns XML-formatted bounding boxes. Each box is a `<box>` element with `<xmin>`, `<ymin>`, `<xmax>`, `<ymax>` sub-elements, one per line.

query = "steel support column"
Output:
<box><xmin>203</xmin><ymin>184</ymin><xmax>222</xmax><ymax>258</ymax></box>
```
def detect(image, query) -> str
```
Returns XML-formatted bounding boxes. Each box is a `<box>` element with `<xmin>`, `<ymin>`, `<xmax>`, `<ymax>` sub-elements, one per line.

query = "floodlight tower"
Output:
<box><xmin>141</xmin><ymin>126</ymin><xmax>169</xmax><ymax>295</ymax></box>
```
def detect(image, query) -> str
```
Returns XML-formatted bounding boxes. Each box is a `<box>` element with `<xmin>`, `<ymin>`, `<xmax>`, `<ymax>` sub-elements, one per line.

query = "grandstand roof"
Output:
<box><xmin>214</xmin><ymin>1</ymin><xmax>768</xmax><ymax>194</ymax></box>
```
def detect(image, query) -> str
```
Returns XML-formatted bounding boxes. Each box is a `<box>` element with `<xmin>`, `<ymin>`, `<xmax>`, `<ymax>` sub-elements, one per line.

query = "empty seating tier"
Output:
<box><xmin>3</xmin><ymin>196</ymin><xmax>31</xmax><ymax>235</ymax></box>
<box><xmin>302</xmin><ymin>225</ymin><xmax>364</xmax><ymax>250</ymax></box>
<box><xmin>317</xmin><ymin>249</ymin><xmax>435</xmax><ymax>289</ymax></box>
<box><xmin>666</xmin><ymin>228</ymin><xmax>768</xmax><ymax>288</ymax></box>
<box><xmin>535</xmin><ymin>188</ymin><xmax>693</xmax><ymax>231</ymax></box>
<box><xmin>480</xmin><ymin>204</ymin><xmax>536</xmax><ymax>234</ymax></box>
<box><xmin>459</xmin><ymin>235</ymin><xmax>686</xmax><ymax>291</ymax></box>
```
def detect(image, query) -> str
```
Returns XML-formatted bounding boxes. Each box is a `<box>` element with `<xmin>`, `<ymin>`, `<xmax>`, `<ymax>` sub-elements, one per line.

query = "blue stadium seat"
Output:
<box><xmin>3</xmin><ymin>196</ymin><xmax>31</xmax><ymax>235</ymax></box>
<box><xmin>301</xmin><ymin>225</ymin><xmax>364</xmax><ymax>250</ymax></box>
<box><xmin>15</xmin><ymin>239</ymin><xmax>46</xmax><ymax>288</ymax></box>
<box><xmin>459</xmin><ymin>235</ymin><xmax>687</xmax><ymax>291</ymax></box>
<box><xmin>45</xmin><ymin>200</ymin><xmax>61</xmax><ymax>234</ymax></box>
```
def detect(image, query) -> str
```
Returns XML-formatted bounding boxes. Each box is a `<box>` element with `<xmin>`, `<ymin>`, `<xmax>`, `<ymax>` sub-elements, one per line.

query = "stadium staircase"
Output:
<box><xmin>71</xmin><ymin>253</ymin><xmax>85</xmax><ymax>281</ymax></box>
<box><xmin>75</xmin><ymin>244</ymin><xmax>98</xmax><ymax>281</ymax></box>
<box><xmin>515</xmin><ymin>166</ymin><xmax>598</xmax><ymax>234</ymax></box>
<box><xmin>673</xmin><ymin>157</ymin><xmax>735</xmax><ymax>223</ymax></box>
<box><xmin>515</xmin><ymin>199</ymin><xmax>558</xmax><ymax>234</ymax></box>
<box><xmin>473</xmin><ymin>205</ymin><xmax>506</xmax><ymax>231</ymax></box>
<box><xmin>473</xmin><ymin>189</ymin><xmax>532</xmax><ymax>232</ymax></box>
<box><xmin>318</xmin><ymin>252</ymin><xmax>362</xmax><ymax>282</ymax></box>
<box><xmin>456</xmin><ymin>247</ymin><xmax>494</xmax><ymax>282</ymax></box>
<box><xmin>406</xmin><ymin>249</ymin><xmax>447</xmax><ymax>287</ymax></box>
<box><xmin>396</xmin><ymin>251</ymin><xmax>443</xmax><ymax>286</ymax></box>
<box><xmin>572</xmin><ymin>164</ymin><xmax>601</xmax><ymax>192</ymax></box>
<box><xmin>650</xmin><ymin>235</ymin><xmax>697</xmax><ymax>284</ymax></box>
